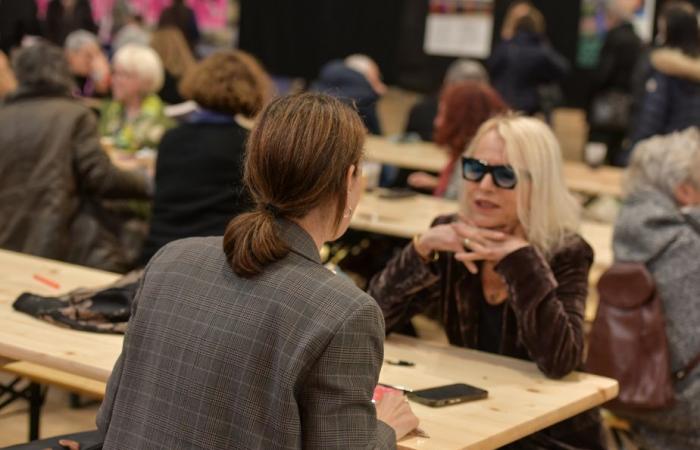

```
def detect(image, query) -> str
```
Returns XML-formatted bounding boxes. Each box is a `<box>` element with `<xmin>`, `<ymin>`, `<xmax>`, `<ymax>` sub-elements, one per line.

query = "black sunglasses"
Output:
<box><xmin>461</xmin><ymin>157</ymin><xmax>518</xmax><ymax>189</ymax></box>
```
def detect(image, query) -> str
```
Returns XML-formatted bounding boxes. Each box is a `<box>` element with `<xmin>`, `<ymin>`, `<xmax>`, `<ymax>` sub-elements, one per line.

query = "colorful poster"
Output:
<box><xmin>424</xmin><ymin>0</ymin><xmax>494</xmax><ymax>58</ymax></box>
<box><xmin>577</xmin><ymin>0</ymin><xmax>655</xmax><ymax>68</ymax></box>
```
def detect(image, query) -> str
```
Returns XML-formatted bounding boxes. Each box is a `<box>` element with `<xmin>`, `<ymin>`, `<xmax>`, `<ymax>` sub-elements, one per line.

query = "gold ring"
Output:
<box><xmin>463</xmin><ymin>238</ymin><xmax>471</xmax><ymax>247</ymax></box>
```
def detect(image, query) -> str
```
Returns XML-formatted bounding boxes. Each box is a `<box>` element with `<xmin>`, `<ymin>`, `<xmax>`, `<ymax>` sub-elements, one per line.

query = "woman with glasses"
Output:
<box><xmin>368</xmin><ymin>115</ymin><xmax>606</xmax><ymax>449</ymax></box>
<box><xmin>99</xmin><ymin>44</ymin><xmax>172</xmax><ymax>152</ymax></box>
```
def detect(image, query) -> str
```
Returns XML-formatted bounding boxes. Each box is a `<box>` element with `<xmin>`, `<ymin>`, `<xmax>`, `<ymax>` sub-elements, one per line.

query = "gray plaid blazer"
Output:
<box><xmin>97</xmin><ymin>220</ymin><xmax>395</xmax><ymax>449</ymax></box>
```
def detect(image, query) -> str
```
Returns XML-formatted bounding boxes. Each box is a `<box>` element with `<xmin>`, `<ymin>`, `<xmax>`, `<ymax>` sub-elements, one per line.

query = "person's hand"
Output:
<box><xmin>413</xmin><ymin>223</ymin><xmax>466</xmax><ymax>260</ymax></box>
<box><xmin>42</xmin><ymin>439</ymin><xmax>80</xmax><ymax>450</ymax></box>
<box><xmin>452</xmin><ymin>221</ymin><xmax>529</xmax><ymax>273</ymax></box>
<box><xmin>407</xmin><ymin>171</ymin><xmax>438</xmax><ymax>190</ymax></box>
<box><xmin>90</xmin><ymin>52</ymin><xmax>111</xmax><ymax>93</ymax></box>
<box><xmin>375</xmin><ymin>392</ymin><xmax>419</xmax><ymax>441</ymax></box>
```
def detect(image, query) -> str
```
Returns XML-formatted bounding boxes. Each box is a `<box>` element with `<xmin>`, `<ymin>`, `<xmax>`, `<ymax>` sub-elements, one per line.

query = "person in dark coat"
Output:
<box><xmin>310</xmin><ymin>54</ymin><xmax>387</xmax><ymax>135</ymax></box>
<box><xmin>140</xmin><ymin>50</ymin><xmax>271</xmax><ymax>264</ymax></box>
<box><xmin>158</xmin><ymin>0</ymin><xmax>200</xmax><ymax>53</ymax></box>
<box><xmin>624</xmin><ymin>1</ymin><xmax>700</xmax><ymax>165</ymax></box>
<box><xmin>369</xmin><ymin>115</ymin><xmax>606</xmax><ymax>450</ymax></box>
<box><xmin>45</xmin><ymin>0</ymin><xmax>97</xmax><ymax>46</ymax></box>
<box><xmin>0</xmin><ymin>0</ymin><xmax>40</xmax><ymax>54</ymax></box>
<box><xmin>587</xmin><ymin>3</ymin><xmax>642</xmax><ymax>164</ymax></box>
<box><xmin>0</xmin><ymin>42</ymin><xmax>149</xmax><ymax>272</ymax></box>
<box><xmin>488</xmin><ymin>7</ymin><xmax>569</xmax><ymax>115</ymax></box>
<box><xmin>405</xmin><ymin>59</ymin><xmax>489</xmax><ymax>142</ymax></box>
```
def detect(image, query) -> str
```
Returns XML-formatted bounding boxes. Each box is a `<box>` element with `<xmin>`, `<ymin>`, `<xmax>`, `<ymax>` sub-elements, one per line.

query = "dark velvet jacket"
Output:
<box><xmin>368</xmin><ymin>215</ymin><xmax>605</xmax><ymax>449</ymax></box>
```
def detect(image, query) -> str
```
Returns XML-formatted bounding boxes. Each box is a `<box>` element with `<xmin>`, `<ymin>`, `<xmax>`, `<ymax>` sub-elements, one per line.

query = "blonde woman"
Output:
<box><xmin>99</xmin><ymin>44</ymin><xmax>171</xmax><ymax>151</ymax></box>
<box><xmin>369</xmin><ymin>115</ymin><xmax>606</xmax><ymax>449</ymax></box>
<box><xmin>150</xmin><ymin>27</ymin><xmax>196</xmax><ymax>104</ymax></box>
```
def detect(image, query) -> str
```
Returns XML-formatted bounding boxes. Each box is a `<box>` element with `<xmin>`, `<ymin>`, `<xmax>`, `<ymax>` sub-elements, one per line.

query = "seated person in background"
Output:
<box><xmin>140</xmin><ymin>50</ymin><xmax>271</xmax><ymax>264</ymax></box>
<box><xmin>98</xmin><ymin>93</ymin><xmax>418</xmax><ymax>448</ymax></box>
<box><xmin>150</xmin><ymin>27</ymin><xmax>196</xmax><ymax>105</ymax></box>
<box><xmin>626</xmin><ymin>1</ymin><xmax>700</xmax><ymax>164</ymax></box>
<box><xmin>111</xmin><ymin>11</ymin><xmax>150</xmax><ymax>52</ymax></box>
<box><xmin>405</xmin><ymin>59</ymin><xmax>489</xmax><ymax>142</ymax></box>
<box><xmin>99</xmin><ymin>44</ymin><xmax>171</xmax><ymax>152</ymax></box>
<box><xmin>0</xmin><ymin>42</ymin><xmax>150</xmax><ymax>273</ymax></box>
<box><xmin>407</xmin><ymin>81</ymin><xmax>507</xmax><ymax>199</ymax></box>
<box><xmin>0</xmin><ymin>50</ymin><xmax>17</xmax><ymax>98</ymax></box>
<box><xmin>310</xmin><ymin>54</ymin><xmax>387</xmax><ymax>135</ymax></box>
<box><xmin>64</xmin><ymin>29</ymin><xmax>111</xmax><ymax>97</ymax></box>
<box><xmin>369</xmin><ymin>115</ymin><xmax>605</xmax><ymax>449</ymax></box>
<box><xmin>488</xmin><ymin>4</ymin><xmax>569</xmax><ymax>116</ymax></box>
<box><xmin>158</xmin><ymin>0</ymin><xmax>200</xmax><ymax>53</ymax></box>
<box><xmin>613</xmin><ymin>128</ymin><xmax>700</xmax><ymax>450</ymax></box>
<box><xmin>45</xmin><ymin>0</ymin><xmax>97</xmax><ymax>46</ymax></box>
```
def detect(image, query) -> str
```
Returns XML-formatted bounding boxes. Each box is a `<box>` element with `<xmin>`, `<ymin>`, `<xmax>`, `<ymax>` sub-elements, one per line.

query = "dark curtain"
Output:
<box><xmin>240</xmin><ymin>0</ymin><xmax>698</xmax><ymax>108</ymax></box>
<box><xmin>239</xmin><ymin>0</ymin><xmax>403</xmax><ymax>83</ymax></box>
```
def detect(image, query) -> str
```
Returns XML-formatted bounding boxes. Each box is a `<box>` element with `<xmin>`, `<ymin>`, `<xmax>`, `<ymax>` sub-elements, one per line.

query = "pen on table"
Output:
<box><xmin>33</xmin><ymin>274</ymin><xmax>60</xmax><ymax>290</ymax></box>
<box><xmin>378</xmin><ymin>382</ymin><xmax>414</xmax><ymax>393</ymax></box>
<box><xmin>385</xmin><ymin>359</ymin><xmax>415</xmax><ymax>367</ymax></box>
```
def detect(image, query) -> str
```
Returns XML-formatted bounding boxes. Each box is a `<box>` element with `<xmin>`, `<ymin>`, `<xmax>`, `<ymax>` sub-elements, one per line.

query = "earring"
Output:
<box><xmin>344</xmin><ymin>206</ymin><xmax>353</xmax><ymax>218</ymax></box>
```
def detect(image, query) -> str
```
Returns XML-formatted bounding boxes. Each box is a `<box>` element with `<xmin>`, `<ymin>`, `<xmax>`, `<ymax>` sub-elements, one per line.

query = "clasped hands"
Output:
<box><xmin>414</xmin><ymin>218</ymin><xmax>529</xmax><ymax>274</ymax></box>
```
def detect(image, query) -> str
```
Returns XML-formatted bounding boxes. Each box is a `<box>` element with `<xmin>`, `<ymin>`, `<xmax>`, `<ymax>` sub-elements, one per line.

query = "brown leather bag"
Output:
<box><xmin>586</xmin><ymin>262</ymin><xmax>675</xmax><ymax>410</ymax></box>
<box><xmin>586</xmin><ymin>214</ymin><xmax>700</xmax><ymax>411</ymax></box>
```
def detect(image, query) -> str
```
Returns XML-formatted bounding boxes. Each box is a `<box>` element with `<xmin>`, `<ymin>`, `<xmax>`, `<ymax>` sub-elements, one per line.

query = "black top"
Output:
<box><xmin>158</xmin><ymin>70</ymin><xmax>185</xmax><ymax>105</ymax></box>
<box><xmin>404</xmin><ymin>94</ymin><xmax>438</xmax><ymax>142</ymax></box>
<box><xmin>593</xmin><ymin>22</ymin><xmax>642</xmax><ymax>93</ymax></box>
<box><xmin>140</xmin><ymin>120</ymin><xmax>253</xmax><ymax>264</ymax></box>
<box><xmin>476</xmin><ymin>297</ymin><xmax>505</xmax><ymax>355</ymax></box>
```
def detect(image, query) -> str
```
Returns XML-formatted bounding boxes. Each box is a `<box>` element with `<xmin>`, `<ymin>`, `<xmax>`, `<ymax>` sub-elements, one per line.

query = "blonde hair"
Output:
<box><xmin>113</xmin><ymin>44</ymin><xmax>164</xmax><ymax>94</ymax></box>
<box><xmin>150</xmin><ymin>27</ymin><xmax>196</xmax><ymax>78</ymax></box>
<box><xmin>464</xmin><ymin>115</ymin><xmax>580</xmax><ymax>257</ymax></box>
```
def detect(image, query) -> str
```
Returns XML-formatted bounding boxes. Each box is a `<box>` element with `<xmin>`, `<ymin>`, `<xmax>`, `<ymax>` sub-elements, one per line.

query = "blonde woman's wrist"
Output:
<box><xmin>413</xmin><ymin>234</ymin><xmax>438</xmax><ymax>263</ymax></box>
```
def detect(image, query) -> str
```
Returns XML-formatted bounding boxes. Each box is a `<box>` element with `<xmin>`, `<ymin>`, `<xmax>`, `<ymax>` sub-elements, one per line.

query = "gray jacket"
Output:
<box><xmin>613</xmin><ymin>188</ymin><xmax>700</xmax><ymax>449</ymax></box>
<box><xmin>0</xmin><ymin>91</ymin><xmax>149</xmax><ymax>272</ymax></box>
<box><xmin>97</xmin><ymin>221</ymin><xmax>395</xmax><ymax>449</ymax></box>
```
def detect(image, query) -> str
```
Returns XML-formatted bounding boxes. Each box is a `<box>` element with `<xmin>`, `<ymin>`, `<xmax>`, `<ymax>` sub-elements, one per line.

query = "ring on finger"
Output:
<box><xmin>463</xmin><ymin>238</ymin><xmax>471</xmax><ymax>247</ymax></box>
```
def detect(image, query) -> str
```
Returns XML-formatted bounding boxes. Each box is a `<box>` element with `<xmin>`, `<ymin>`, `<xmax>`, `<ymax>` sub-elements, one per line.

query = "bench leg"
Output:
<box><xmin>28</xmin><ymin>382</ymin><xmax>43</xmax><ymax>441</ymax></box>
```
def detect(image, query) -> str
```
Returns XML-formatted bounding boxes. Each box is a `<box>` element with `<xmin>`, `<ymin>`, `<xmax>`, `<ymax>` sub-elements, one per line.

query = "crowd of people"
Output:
<box><xmin>0</xmin><ymin>1</ymin><xmax>699</xmax><ymax>449</ymax></box>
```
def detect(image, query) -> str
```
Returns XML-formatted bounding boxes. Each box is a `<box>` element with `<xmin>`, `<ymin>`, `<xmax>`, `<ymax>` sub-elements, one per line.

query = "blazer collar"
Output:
<box><xmin>278</xmin><ymin>219</ymin><xmax>322</xmax><ymax>265</ymax></box>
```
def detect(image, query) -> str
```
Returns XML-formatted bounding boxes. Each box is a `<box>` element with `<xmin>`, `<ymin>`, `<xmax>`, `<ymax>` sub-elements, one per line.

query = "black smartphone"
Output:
<box><xmin>407</xmin><ymin>383</ymin><xmax>488</xmax><ymax>407</ymax></box>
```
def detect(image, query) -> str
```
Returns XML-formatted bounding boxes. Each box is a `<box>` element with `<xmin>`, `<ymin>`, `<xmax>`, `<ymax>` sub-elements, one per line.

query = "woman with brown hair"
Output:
<box><xmin>150</xmin><ymin>26</ymin><xmax>196</xmax><ymax>104</ymax></box>
<box><xmin>140</xmin><ymin>49</ymin><xmax>270</xmax><ymax>264</ymax></box>
<box><xmin>407</xmin><ymin>80</ymin><xmax>508</xmax><ymax>199</ymax></box>
<box><xmin>98</xmin><ymin>93</ymin><xmax>418</xmax><ymax>447</ymax></box>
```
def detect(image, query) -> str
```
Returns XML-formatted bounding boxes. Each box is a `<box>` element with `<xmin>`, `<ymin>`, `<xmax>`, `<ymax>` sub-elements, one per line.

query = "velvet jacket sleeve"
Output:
<box><xmin>495</xmin><ymin>236</ymin><xmax>593</xmax><ymax>379</ymax></box>
<box><xmin>367</xmin><ymin>240</ymin><xmax>443</xmax><ymax>333</ymax></box>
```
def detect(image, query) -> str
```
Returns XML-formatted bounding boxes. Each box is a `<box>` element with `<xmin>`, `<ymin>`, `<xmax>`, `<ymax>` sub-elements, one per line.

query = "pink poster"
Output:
<box><xmin>36</xmin><ymin>0</ymin><xmax>228</xmax><ymax>30</ymax></box>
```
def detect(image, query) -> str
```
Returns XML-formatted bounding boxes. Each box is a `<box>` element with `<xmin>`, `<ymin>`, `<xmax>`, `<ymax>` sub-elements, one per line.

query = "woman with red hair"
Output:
<box><xmin>408</xmin><ymin>81</ymin><xmax>508</xmax><ymax>199</ymax></box>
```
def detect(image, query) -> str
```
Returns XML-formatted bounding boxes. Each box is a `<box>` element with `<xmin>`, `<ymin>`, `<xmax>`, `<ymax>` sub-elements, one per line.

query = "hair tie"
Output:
<box><xmin>264</xmin><ymin>203</ymin><xmax>281</xmax><ymax>217</ymax></box>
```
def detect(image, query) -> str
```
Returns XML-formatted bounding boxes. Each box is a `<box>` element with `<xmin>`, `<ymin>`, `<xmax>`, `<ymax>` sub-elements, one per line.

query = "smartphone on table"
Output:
<box><xmin>407</xmin><ymin>383</ymin><xmax>488</xmax><ymax>407</ymax></box>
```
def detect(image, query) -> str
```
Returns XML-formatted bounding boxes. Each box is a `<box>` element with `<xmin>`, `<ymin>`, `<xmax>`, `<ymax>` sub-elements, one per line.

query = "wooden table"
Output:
<box><xmin>0</xmin><ymin>250</ymin><xmax>618</xmax><ymax>449</ymax></box>
<box><xmin>0</xmin><ymin>250</ymin><xmax>122</xmax><ymax>383</ymax></box>
<box><xmin>351</xmin><ymin>190</ymin><xmax>613</xmax><ymax>271</ymax></box>
<box><xmin>363</xmin><ymin>136</ymin><xmax>625</xmax><ymax>198</ymax></box>
<box><xmin>385</xmin><ymin>335</ymin><xmax>618</xmax><ymax>450</ymax></box>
